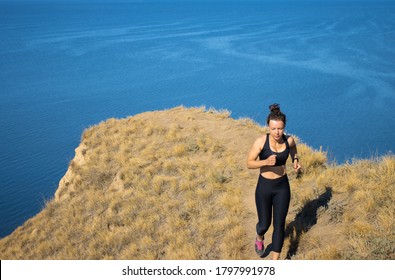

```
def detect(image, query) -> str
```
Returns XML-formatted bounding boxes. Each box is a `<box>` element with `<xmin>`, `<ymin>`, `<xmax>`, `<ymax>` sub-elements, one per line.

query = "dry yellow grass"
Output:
<box><xmin>288</xmin><ymin>155</ymin><xmax>395</xmax><ymax>260</ymax></box>
<box><xmin>0</xmin><ymin>106</ymin><xmax>393</xmax><ymax>260</ymax></box>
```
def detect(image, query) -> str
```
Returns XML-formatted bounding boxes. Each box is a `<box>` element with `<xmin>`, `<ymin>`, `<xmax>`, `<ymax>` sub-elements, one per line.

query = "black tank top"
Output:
<box><xmin>259</xmin><ymin>134</ymin><xmax>290</xmax><ymax>166</ymax></box>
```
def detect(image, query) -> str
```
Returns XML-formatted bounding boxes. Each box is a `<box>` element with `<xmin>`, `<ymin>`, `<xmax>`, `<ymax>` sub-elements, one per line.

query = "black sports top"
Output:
<box><xmin>259</xmin><ymin>134</ymin><xmax>290</xmax><ymax>166</ymax></box>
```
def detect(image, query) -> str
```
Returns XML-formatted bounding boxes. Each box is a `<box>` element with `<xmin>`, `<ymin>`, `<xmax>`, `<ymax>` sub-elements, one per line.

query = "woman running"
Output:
<box><xmin>247</xmin><ymin>103</ymin><xmax>301</xmax><ymax>260</ymax></box>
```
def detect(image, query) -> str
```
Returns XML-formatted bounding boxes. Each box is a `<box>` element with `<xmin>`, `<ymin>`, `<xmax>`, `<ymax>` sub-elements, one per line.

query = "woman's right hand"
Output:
<box><xmin>266</xmin><ymin>155</ymin><xmax>277</xmax><ymax>166</ymax></box>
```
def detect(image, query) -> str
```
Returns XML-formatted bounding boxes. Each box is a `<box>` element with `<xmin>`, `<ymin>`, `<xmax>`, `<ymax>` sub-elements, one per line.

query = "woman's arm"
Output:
<box><xmin>288</xmin><ymin>136</ymin><xmax>302</xmax><ymax>171</ymax></box>
<box><xmin>247</xmin><ymin>137</ymin><xmax>276</xmax><ymax>169</ymax></box>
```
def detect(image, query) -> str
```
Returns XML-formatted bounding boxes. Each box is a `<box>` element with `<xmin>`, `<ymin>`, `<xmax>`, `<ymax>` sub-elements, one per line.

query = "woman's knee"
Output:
<box><xmin>256</xmin><ymin>222</ymin><xmax>270</xmax><ymax>236</ymax></box>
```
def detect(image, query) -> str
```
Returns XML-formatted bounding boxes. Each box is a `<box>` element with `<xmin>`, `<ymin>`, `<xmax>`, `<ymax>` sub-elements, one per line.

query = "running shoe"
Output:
<box><xmin>255</xmin><ymin>239</ymin><xmax>265</xmax><ymax>257</ymax></box>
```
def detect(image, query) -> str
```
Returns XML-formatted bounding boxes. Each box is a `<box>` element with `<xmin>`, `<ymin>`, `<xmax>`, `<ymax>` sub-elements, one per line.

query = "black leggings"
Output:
<box><xmin>255</xmin><ymin>174</ymin><xmax>290</xmax><ymax>253</ymax></box>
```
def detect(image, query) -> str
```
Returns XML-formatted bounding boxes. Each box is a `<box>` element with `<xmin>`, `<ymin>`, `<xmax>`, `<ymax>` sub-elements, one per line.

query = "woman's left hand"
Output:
<box><xmin>293</xmin><ymin>161</ymin><xmax>302</xmax><ymax>173</ymax></box>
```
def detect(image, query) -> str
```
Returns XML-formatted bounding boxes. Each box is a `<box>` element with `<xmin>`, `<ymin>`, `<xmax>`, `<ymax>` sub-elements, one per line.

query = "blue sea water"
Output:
<box><xmin>1</xmin><ymin>1</ymin><xmax>395</xmax><ymax>238</ymax></box>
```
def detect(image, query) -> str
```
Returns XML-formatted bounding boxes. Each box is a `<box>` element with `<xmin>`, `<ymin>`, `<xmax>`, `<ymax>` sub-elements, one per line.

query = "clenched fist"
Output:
<box><xmin>266</xmin><ymin>154</ymin><xmax>277</xmax><ymax>166</ymax></box>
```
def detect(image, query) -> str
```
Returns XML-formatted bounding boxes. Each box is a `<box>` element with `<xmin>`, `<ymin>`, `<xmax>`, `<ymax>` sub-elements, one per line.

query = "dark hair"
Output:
<box><xmin>266</xmin><ymin>103</ymin><xmax>286</xmax><ymax>126</ymax></box>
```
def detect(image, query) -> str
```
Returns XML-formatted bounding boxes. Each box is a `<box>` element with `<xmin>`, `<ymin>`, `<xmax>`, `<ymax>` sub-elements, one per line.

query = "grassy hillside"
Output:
<box><xmin>0</xmin><ymin>106</ymin><xmax>393</xmax><ymax>259</ymax></box>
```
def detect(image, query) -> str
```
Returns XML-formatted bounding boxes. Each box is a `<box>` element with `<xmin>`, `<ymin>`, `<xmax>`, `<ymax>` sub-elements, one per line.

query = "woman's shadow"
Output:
<box><xmin>260</xmin><ymin>187</ymin><xmax>332</xmax><ymax>259</ymax></box>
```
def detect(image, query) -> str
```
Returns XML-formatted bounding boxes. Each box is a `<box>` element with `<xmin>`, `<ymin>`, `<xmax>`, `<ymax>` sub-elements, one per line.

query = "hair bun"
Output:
<box><xmin>269</xmin><ymin>103</ymin><xmax>281</xmax><ymax>113</ymax></box>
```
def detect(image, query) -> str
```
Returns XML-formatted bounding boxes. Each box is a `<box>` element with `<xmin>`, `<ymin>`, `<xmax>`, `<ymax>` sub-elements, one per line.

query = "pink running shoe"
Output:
<box><xmin>255</xmin><ymin>239</ymin><xmax>265</xmax><ymax>257</ymax></box>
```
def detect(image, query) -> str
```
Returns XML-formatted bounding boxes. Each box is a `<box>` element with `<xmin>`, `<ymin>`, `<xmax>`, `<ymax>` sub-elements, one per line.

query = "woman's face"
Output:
<box><xmin>268</xmin><ymin>119</ymin><xmax>285</xmax><ymax>141</ymax></box>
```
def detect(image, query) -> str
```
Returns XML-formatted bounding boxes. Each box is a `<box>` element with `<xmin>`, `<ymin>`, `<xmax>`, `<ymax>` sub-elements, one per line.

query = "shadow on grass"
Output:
<box><xmin>285</xmin><ymin>187</ymin><xmax>333</xmax><ymax>259</ymax></box>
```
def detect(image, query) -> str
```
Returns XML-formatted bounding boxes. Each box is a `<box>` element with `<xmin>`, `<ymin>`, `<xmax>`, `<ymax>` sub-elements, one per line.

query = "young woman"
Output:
<box><xmin>247</xmin><ymin>104</ymin><xmax>301</xmax><ymax>260</ymax></box>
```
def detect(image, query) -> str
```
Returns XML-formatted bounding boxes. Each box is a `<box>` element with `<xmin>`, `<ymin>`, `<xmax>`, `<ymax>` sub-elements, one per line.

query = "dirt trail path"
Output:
<box><xmin>142</xmin><ymin>107</ymin><xmax>276</xmax><ymax>259</ymax></box>
<box><xmin>171</xmin><ymin>107</ymin><xmax>274</xmax><ymax>260</ymax></box>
